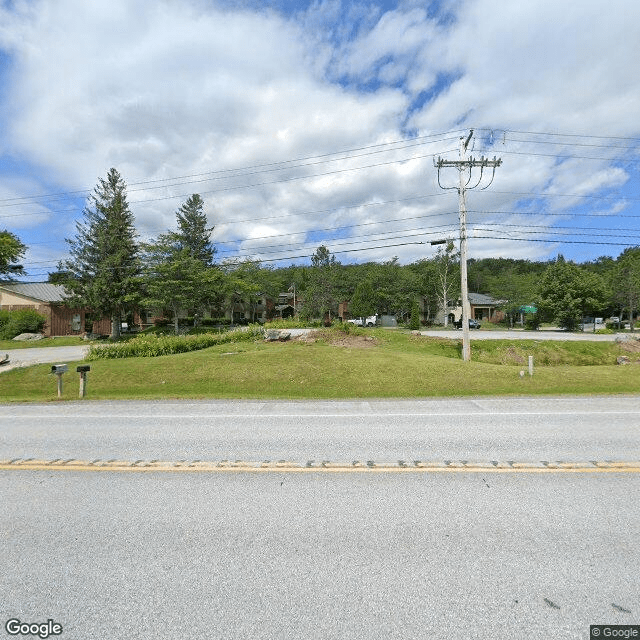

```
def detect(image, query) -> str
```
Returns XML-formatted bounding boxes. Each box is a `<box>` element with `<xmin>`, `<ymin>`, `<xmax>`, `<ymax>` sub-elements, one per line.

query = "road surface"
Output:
<box><xmin>0</xmin><ymin>345</ymin><xmax>88</xmax><ymax>373</ymax></box>
<box><xmin>419</xmin><ymin>328</ymin><xmax>628</xmax><ymax>341</ymax></box>
<box><xmin>1</xmin><ymin>398</ymin><xmax>639</xmax><ymax>639</ymax></box>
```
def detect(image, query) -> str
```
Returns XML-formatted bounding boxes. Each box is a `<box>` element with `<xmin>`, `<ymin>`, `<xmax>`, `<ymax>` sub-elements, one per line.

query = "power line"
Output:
<box><xmin>216</xmin><ymin>226</ymin><xmax>459</xmax><ymax>256</ymax></box>
<box><xmin>15</xmin><ymin>239</ymin><xmax>432</xmax><ymax>277</ymax></box>
<box><xmin>470</xmin><ymin>209</ymin><xmax>640</xmax><ymax>219</ymax></box>
<box><xmin>19</xmin><ymin>225</ymin><xmax>459</xmax><ymax>268</ymax></box>
<box><xmin>471</xmin><ymin>235</ymin><xmax>640</xmax><ymax>247</ymax></box>
<box><xmin>502</xmin><ymin>137</ymin><xmax>639</xmax><ymax>151</ymax></box>
<box><xmin>5</xmin><ymin>127</ymin><xmax>638</xmax><ymax>209</ymax></box>
<box><xmin>0</xmin><ymin>131</ymin><xmax>464</xmax><ymax>207</ymax></box>
<box><xmin>490</xmin><ymin>149</ymin><xmax>640</xmax><ymax>164</ymax></box>
<box><xmin>474</xmin><ymin>222</ymin><xmax>640</xmax><ymax>235</ymax></box>
<box><xmin>476</xmin><ymin>128</ymin><xmax>640</xmax><ymax>143</ymax></box>
<box><xmin>0</xmin><ymin>147</ymin><xmax>459</xmax><ymax>211</ymax></box>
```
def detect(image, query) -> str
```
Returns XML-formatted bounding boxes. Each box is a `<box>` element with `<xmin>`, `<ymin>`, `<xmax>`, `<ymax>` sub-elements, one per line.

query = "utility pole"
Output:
<box><xmin>435</xmin><ymin>130</ymin><xmax>501</xmax><ymax>361</ymax></box>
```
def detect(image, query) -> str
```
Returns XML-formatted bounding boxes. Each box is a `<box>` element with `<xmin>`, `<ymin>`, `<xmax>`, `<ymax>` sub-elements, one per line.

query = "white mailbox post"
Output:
<box><xmin>77</xmin><ymin>365</ymin><xmax>90</xmax><ymax>398</ymax></box>
<box><xmin>50</xmin><ymin>364</ymin><xmax>68</xmax><ymax>398</ymax></box>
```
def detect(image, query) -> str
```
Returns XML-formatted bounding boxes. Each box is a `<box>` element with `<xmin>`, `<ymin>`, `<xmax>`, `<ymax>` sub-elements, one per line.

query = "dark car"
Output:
<box><xmin>454</xmin><ymin>319</ymin><xmax>482</xmax><ymax>329</ymax></box>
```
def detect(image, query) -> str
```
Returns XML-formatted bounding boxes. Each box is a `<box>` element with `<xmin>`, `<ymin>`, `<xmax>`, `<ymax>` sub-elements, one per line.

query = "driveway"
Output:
<box><xmin>419</xmin><ymin>329</ymin><xmax>628</xmax><ymax>341</ymax></box>
<box><xmin>0</xmin><ymin>328</ymin><xmax>631</xmax><ymax>374</ymax></box>
<box><xmin>0</xmin><ymin>345</ymin><xmax>89</xmax><ymax>373</ymax></box>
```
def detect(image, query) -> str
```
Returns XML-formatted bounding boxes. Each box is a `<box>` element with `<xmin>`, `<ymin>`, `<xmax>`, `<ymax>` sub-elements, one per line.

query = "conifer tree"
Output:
<box><xmin>61</xmin><ymin>168</ymin><xmax>140</xmax><ymax>339</ymax></box>
<box><xmin>141</xmin><ymin>195</ymin><xmax>219</xmax><ymax>332</ymax></box>
<box><xmin>175</xmin><ymin>194</ymin><xmax>214</xmax><ymax>265</ymax></box>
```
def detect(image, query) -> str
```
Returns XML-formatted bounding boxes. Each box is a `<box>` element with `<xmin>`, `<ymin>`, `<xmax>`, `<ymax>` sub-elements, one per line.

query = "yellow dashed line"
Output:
<box><xmin>0</xmin><ymin>459</ymin><xmax>639</xmax><ymax>473</ymax></box>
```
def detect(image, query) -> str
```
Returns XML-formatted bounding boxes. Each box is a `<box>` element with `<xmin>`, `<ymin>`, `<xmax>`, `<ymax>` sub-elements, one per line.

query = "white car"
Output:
<box><xmin>347</xmin><ymin>315</ymin><xmax>378</xmax><ymax>327</ymax></box>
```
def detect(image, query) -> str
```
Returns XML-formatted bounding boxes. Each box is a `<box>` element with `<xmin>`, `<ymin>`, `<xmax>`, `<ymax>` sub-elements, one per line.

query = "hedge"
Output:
<box><xmin>87</xmin><ymin>325</ymin><xmax>265</xmax><ymax>359</ymax></box>
<box><xmin>0</xmin><ymin>308</ymin><xmax>47</xmax><ymax>339</ymax></box>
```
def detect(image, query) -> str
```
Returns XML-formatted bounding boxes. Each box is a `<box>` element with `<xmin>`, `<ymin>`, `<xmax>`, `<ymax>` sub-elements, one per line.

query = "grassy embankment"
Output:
<box><xmin>0</xmin><ymin>336</ymin><xmax>88</xmax><ymax>350</ymax></box>
<box><xmin>1</xmin><ymin>327</ymin><xmax>639</xmax><ymax>402</ymax></box>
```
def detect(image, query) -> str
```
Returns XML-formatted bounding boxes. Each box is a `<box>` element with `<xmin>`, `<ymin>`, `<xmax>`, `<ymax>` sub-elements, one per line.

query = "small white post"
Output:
<box><xmin>51</xmin><ymin>364</ymin><xmax>68</xmax><ymax>398</ymax></box>
<box><xmin>528</xmin><ymin>355</ymin><xmax>534</xmax><ymax>377</ymax></box>
<box><xmin>77</xmin><ymin>366</ymin><xmax>90</xmax><ymax>398</ymax></box>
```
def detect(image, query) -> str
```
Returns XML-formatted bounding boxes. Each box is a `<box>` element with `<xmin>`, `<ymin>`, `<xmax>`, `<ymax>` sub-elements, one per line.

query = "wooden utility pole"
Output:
<box><xmin>435</xmin><ymin>130</ymin><xmax>501</xmax><ymax>361</ymax></box>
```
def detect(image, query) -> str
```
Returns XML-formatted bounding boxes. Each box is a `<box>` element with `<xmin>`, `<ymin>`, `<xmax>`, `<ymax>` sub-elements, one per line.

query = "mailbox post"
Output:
<box><xmin>77</xmin><ymin>365</ymin><xmax>90</xmax><ymax>398</ymax></box>
<box><xmin>51</xmin><ymin>364</ymin><xmax>68</xmax><ymax>398</ymax></box>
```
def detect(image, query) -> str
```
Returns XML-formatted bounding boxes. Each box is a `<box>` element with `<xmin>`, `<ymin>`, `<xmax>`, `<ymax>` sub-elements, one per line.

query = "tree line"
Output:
<box><xmin>2</xmin><ymin>168</ymin><xmax>639</xmax><ymax>337</ymax></box>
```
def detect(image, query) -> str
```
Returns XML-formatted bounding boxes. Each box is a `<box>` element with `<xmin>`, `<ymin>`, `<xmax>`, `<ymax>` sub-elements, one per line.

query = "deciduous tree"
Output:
<box><xmin>612</xmin><ymin>247</ymin><xmax>640</xmax><ymax>331</ymax></box>
<box><xmin>0</xmin><ymin>230</ymin><xmax>26</xmax><ymax>279</ymax></box>
<box><xmin>303</xmin><ymin>245</ymin><xmax>340</xmax><ymax>322</ymax></box>
<box><xmin>349</xmin><ymin>279</ymin><xmax>376</xmax><ymax>318</ymax></box>
<box><xmin>537</xmin><ymin>256</ymin><xmax>608</xmax><ymax>331</ymax></box>
<box><xmin>434</xmin><ymin>241</ymin><xmax>460</xmax><ymax>326</ymax></box>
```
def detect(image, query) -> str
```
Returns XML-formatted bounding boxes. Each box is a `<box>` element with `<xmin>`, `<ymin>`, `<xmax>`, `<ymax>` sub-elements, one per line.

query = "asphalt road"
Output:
<box><xmin>0</xmin><ymin>344</ymin><xmax>89</xmax><ymax>373</ymax></box>
<box><xmin>2</xmin><ymin>398</ymin><xmax>639</xmax><ymax>639</ymax></box>
<box><xmin>419</xmin><ymin>328</ymin><xmax>626</xmax><ymax>341</ymax></box>
<box><xmin>1</xmin><ymin>397</ymin><xmax>640</xmax><ymax>462</ymax></box>
<box><xmin>3</xmin><ymin>470</ymin><xmax>638</xmax><ymax>640</ymax></box>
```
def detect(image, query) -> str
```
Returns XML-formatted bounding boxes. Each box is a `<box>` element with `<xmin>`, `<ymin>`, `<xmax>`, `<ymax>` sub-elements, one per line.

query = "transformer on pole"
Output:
<box><xmin>435</xmin><ymin>130</ymin><xmax>501</xmax><ymax>362</ymax></box>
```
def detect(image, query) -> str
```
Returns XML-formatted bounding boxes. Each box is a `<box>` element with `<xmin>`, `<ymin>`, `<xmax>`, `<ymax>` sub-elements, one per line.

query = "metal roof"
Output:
<box><xmin>468</xmin><ymin>292</ymin><xmax>500</xmax><ymax>305</ymax></box>
<box><xmin>0</xmin><ymin>282</ymin><xmax>68</xmax><ymax>303</ymax></box>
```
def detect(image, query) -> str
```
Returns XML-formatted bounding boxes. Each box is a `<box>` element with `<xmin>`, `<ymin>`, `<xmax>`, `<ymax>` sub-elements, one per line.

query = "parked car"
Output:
<box><xmin>454</xmin><ymin>319</ymin><xmax>481</xmax><ymax>329</ymax></box>
<box><xmin>347</xmin><ymin>314</ymin><xmax>378</xmax><ymax>327</ymax></box>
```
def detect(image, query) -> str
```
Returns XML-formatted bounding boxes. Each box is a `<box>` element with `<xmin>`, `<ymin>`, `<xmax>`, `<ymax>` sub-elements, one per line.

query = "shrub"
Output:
<box><xmin>87</xmin><ymin>325</ymin><xmax>265</xmax><ymax>359</ymax></box>
<box><xmin>0</xmin><ymin>308</ymin><xmax>47</xmax><ymax>339</ymax></box>
<box><xmin>524</xmin><ymin>314</ymin><xmax>541</xmax><ymax>331</ymax></box>
<box><xmin>334</xmin><ymin>321</ymin><xmax>363</xmax><ymax>336</ymax></box>
<box><xmin>200</xmin><ymin>317</ymin><xmax>228</xmax><ymax>326</ymax></box>
<box><xmin>264</xmin><ymin>318</ymin><xmax>321</xmax><ymax>329</ymax></box>
<box><xmin>409</xmin><ymin>301</ymin><xmax>420</xmax><ymax>331</ymax></box>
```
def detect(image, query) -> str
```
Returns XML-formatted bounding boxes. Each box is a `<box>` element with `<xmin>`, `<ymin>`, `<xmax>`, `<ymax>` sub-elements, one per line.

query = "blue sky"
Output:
<box><xmin>1</xmin><ymin>0</ymin><xmax>639</xmax><ymax>281</ymax></box>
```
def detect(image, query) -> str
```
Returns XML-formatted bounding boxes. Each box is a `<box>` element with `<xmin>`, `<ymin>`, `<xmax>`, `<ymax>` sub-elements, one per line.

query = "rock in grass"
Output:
<box><xmin>12</xmin><ymin>333</ymin><xmax>43</xmax><ymax>341</ymax></box>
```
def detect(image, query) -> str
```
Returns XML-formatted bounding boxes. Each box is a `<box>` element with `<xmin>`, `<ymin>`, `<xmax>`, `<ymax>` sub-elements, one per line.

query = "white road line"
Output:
<box><xmin>1</xmin><ymin>411</ymin><xmax>639</xmax><ymax>419</ymax></box>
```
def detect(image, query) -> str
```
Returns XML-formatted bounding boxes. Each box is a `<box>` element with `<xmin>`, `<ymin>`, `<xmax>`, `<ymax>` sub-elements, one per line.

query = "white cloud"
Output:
<box><xmin>0</xmin><ymin>0</ymin><xmax>638</xmax><ymax>276</ymax></box>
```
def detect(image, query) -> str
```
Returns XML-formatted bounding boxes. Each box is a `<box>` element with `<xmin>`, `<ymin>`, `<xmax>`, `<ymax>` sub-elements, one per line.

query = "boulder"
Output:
<box><xmin>12</xmin><ymin>333</ymin><xmax>44</xmax><ymax>342</ymax></box>
<box><xmin>264</xmin><ymin>329</ymin><xmax>291</xmax><ymax>342</ymax></box>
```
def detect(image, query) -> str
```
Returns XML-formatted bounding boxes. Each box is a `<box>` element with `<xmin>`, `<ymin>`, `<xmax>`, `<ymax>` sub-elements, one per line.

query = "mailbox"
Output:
<box><xmin>51</xmin><ymin>364</ymin><xmax>68</xmax><ymax>374</ymax></box>
<box><xmin>51</xmin><ymin>363</ymin><xmax>68</xmax><ymax>398</ymax></box>
<box><xmin>76</xmin><ymin>365</ymin><xmax>90</xmax><ymax>398</ymax></box>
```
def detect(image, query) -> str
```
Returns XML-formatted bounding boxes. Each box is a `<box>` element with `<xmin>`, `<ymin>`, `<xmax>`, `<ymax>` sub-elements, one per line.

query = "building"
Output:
<box><xmin>437</xmin><ymin>292</ymin><xmax>504</xmax><ymax>325</ymax></box>
<box><xmin>0</xmin><ymin>282</ymin><xmax>89</xmax><ymax>336</ymax></box>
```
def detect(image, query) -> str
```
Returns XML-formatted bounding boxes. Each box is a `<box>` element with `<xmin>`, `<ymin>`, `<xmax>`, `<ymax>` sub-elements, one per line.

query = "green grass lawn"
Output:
<box><xmin>0</xmin><ymin>336</ymin><xmax>89</xmax><ymax>350</ymax></box>
<box><xmin>1</xmin><ymin>330</ymin><xmax>639</xmax><ymax>402</ymax></box>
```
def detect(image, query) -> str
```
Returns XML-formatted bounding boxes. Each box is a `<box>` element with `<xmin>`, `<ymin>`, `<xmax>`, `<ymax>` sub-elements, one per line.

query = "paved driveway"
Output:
<box><xmin>419</xmin><ymin>329</ymin><xmax>627</xmax><ymax>341</ymax></box>
<box><xmin>0</xmin><ymin>329</ymin><xmax>631</xmax><ymax>374</ymax></box>
<box><xmin>0</xmin><ymin>345</ymin><xmax>89</xmax><ymax>373</ymax></box>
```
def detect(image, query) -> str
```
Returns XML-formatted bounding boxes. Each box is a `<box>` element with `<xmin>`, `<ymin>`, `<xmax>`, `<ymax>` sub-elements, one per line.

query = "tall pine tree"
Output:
<box><xmin>141</xmin><ymin>194</ymin><xmax>219</xmax><ymax>332</ymax></box>
<box><xmin>61</xmin><ymin>168</ymin><xmax>140</xmax><ymax>338</ymax></box>
<box><xmin>175</xmin><ymin>194</ymin><xmax>214</xmax><ymax>265</ymax></box>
